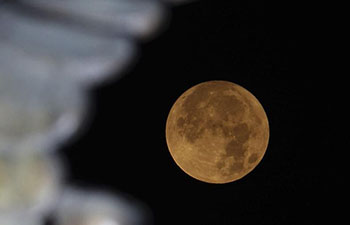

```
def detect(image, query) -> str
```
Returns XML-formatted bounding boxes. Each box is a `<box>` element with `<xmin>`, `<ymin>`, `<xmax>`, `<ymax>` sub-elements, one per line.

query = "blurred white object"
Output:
<box><xmin>0</xmin><ymin>213</ymin><xmax>43</xmax><ymax>225</ymax></box>
<box><xmin>53</xmin><ymin>188</ymin><xmax>151</xmax><ymax>225</ymax></box>
<box><xmin>0</xmin><ymin>6</ymin><xmax>136</xmax><ymax>87</ymax></box>
<box><xmin>17</xmin><ymin>0</ymin><xmax>166</xmax><ymax>39</ymax></box>
<box><xmin>0</xmin><ymin>153</ymin><xmax>63</xmax><ymax>219</ymax></box>
<box><xmin>163</xmin><ymin>0</ymin><xmax>196</xmax><ymax>5</ymax></box>
<box><xmin>0</xmin><ymin>0</ymin><xmax>193</xmax><ymax>224</ymax></box>
<box><xmin>0</xmin><ymin>74</ymin><xmax>87</xmax><ymax>153</ymax></box>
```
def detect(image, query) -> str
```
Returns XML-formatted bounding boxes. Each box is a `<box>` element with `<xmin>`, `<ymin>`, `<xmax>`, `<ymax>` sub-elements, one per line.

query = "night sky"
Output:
<box><xmin>61</xmin><ymin>1</ymin><xmax>338</xmax><ymax>224</ymax></box>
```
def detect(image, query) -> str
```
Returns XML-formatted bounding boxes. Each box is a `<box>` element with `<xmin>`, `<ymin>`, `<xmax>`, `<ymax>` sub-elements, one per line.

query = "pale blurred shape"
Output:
<box><xmin>0</xmin><ymin>6</ymin><xmax>136</xmax><ymax>87</ymax></box>
<box><xmin>17</xmin><ymin>0</ymin><xmax>166</xmax><ymax>39</ymax></box>
<box><xmin>0</xmin><ymin>153</ymin><xmax>63</xmax><ymax>218</ymax></box>
<box><xmin>0</xmin><ymin>74</ymin><xmax>87</xmax><ymax>153</ymax></box>
<box><xmin>0</xmin><ymin>213</ymin><xmax>42</xmax><ymax>225</ymax></box>
<box><xmin>163</xmin><ymin>0</ymin><xmax>196</xmax><ymax>5</ymax></box>
<box><xmin>91</xmin><ymin>217</ymin><xmax>120</xmax><ymax>225</ymax></box>
<box><xmin>53</xmin><ymin>188</ymin><xmax>151</xmax><ymax>225</ymax></box>
<box><xmin>0</xmin><ymin>1</ymin><xmax>192</xmax><ymax>224</ymax></box>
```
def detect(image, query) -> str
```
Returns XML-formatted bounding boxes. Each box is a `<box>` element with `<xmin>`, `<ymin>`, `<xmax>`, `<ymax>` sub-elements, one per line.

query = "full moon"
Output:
<box><xmin>166</xmin><ymin>81</ymin><xmax>269</xmax><ymax>184</ymax></box>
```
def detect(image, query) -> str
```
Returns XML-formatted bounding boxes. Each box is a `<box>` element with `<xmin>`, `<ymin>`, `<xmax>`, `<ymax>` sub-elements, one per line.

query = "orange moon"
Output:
<box><xmin>165</xmin><ymin>81</ymin><xmax>269</xmax><ymax>184</ymax></box>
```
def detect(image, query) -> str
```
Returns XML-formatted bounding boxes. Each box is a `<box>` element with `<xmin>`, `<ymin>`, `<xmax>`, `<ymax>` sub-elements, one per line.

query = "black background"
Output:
<box><xmin>60</xmin><ymin>1</ymin><xmax>339</xmax><ymax>225</ymax></box>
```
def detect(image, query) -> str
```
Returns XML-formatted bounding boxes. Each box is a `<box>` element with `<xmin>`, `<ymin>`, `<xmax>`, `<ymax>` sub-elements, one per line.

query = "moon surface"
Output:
<box><xmin>166</xmin><ymin>81</ymin><xmax>269</xmax><ymax>184</ymax></box>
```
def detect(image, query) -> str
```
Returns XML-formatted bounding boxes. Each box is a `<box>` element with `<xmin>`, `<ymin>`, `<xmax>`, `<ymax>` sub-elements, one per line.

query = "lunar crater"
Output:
<box><xmin>233</xmin><ymin>123</ymin><xmax>250</xmax><ymax>143</ymax></box>
<box><xmin>248</xmin><ymin>153</ymin><xmax>259</xmax><ymax>164</ymax></box>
